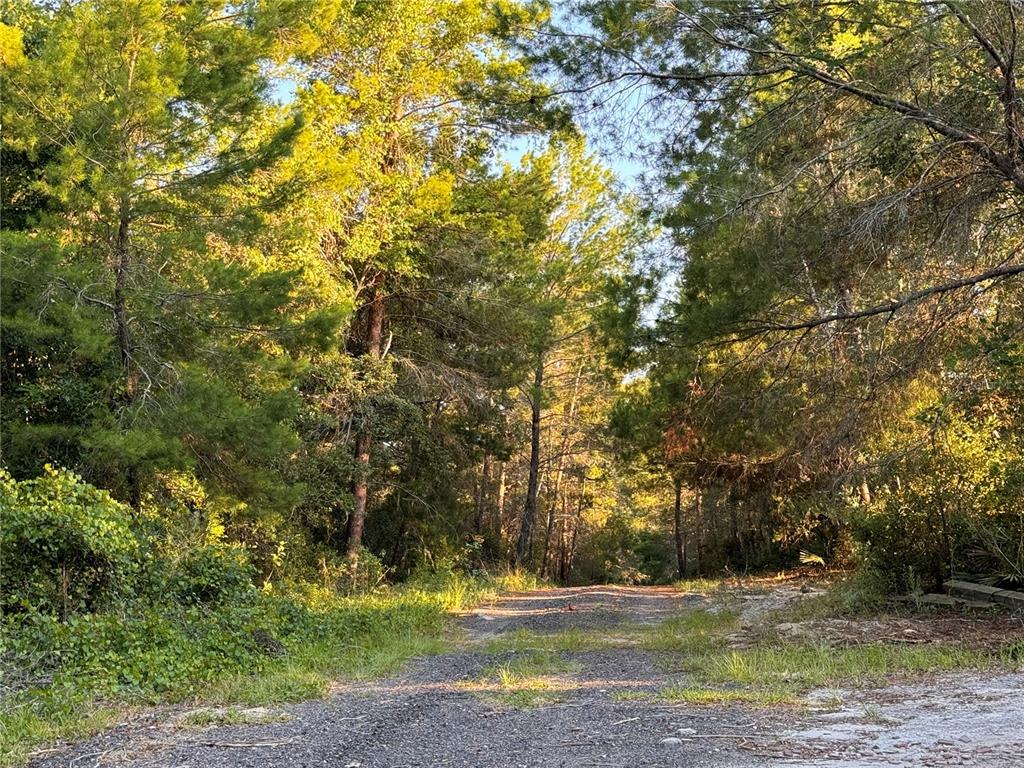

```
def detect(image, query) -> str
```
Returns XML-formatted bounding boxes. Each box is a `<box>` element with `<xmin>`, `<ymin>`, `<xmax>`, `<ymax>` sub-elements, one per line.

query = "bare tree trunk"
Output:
<box><xmin>540</xmin><ymin>498</ymin><xmax>556</xmax><ymax>578</ymax></box>
<box><xmin>557</xmin><ymin>493</ymin><xmax>570</xmax><ymax>583</ymax></box>
<box><xmin>346</xmin><ymin>284</ymin><xmax>385</xmax><ymax>575</ymax></box>
<box><xmin>515</xmin><ymin>356</ymin><xmax>544</xmax><ymax>567</ymax></box>
<box><xmin>494</xmin><ymin>460</ymin><xmax>506</xmax><ymax>537</ymax></box>
<box><xmin>565</xmin><ymin>491</ymin><xmax>583</xmax><ymax>579</ymax></box>
<box><xmin>694</xmin><ymin>489</ymin><xmax>704</xmax><ymax>574</ymax></box>
<box><xmin>672</xmin><ymin>479</ymin><xmax>685</xmax><ymax>580</ymax></box>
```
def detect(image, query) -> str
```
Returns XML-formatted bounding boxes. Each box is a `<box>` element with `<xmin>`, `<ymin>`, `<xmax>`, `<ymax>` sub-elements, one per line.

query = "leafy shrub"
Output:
<box><xmin>853</xmin><ymin>411</ymin><xmax>1010</xmax><ymax>593</ymax></box>
<box><xmin>165</xmin><ymin>546</ymin><xmax>257</xmax><ymax>606</ymax></box>
<box><xmin>0</xmin><ymin>467</ymin><xmax>139</xmax><ymax>615</ymax></box>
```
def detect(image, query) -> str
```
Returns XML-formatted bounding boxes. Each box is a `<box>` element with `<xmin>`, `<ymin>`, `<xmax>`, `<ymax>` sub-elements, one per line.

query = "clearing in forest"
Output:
<box><xmin>29</xmin><ymin>579</ymin><xmax>1024</xmax><ymax>768</ymax></box>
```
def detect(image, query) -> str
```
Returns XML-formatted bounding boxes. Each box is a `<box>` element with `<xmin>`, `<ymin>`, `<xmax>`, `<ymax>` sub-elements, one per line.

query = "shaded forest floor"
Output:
<box><xmin>28</xmin><ymin>579</ymin><xmax>1024</xmax><ymax>767</ymax></box>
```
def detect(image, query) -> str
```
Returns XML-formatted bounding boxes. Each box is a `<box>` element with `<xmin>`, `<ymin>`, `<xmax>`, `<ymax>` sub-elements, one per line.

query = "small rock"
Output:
<box><xmin>661</xmin><ymin>737</ymin><xmax>684</xmax><ymax>746</ymax></box>
<box><xmin>677</xmin><ymin>728</ymin><xmax>697</xmax><ymax>736</ymax></box>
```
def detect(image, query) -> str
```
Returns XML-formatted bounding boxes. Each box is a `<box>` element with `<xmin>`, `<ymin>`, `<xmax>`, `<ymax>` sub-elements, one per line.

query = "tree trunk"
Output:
<box><xmin>495</xmin><ymin>460</ymin><xmax>506</xmax><ymax>535</ymax></box>
<box><xmin>540</xmin><ymin>360</ymin><xmax>584</xmax><ymax>577</ymax></box>
<box><xmin>346</xmin><ymin>284</ymin><xmax>385</xmax><ymax>575</ymax></box>
<box><xmin>515</xmin><ymin>355</ymin><xmax>544</xmax><ymax>567</ymax></box>
<box><xmin>474</xmin><ymin>455</ymin><xmax>490</xmax><ymax>533</ymax></box>
<box><xmin>112</xmin><ymin>196</ymin><xmax>143</xmax><ymax>510</ymax></box>
<box><xmin>672</xmin><ymin>479</ymin><xmax>685</xmax><ymax>580</ymax></box>
<box><xmin>694</xmin><ymin>489</ymin><xmax>704</xmax><ymax>574</ymax></box>
<box><xmin>387</xmin><ymin>490</ymin><xmax>408</xmax><ymax>570</ymax></box>
<box><xmin>557</xmin><ymin>499</ymin><xmax>569</xmax><ymax>583</ymax></box>
<box><xmin>565</xmin><ymin>491</ymin><xmax>583</xmax><ymax>579</ymax></box>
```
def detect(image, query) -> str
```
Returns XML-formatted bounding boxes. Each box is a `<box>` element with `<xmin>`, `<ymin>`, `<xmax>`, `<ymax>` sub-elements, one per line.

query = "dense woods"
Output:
<box><xmin>562</xmin><ymin>0</ymin><xmax>1024</xmax><ymax>593</ymax></box>
<box><xmin>0</xmin><ymin>0</ymin><xmax>650</xmax><ymax>598</ymax></box>
<box><xmin>4</xmin><ymin>2</ymin><xmax>1024</xmax><ymax>748</ymax></box>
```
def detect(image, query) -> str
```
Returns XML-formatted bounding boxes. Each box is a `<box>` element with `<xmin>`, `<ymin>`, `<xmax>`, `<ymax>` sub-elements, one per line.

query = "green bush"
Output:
<box><xmin>852</xmin><ymin>410</ymin><xmax>1012</xmax><ymax>594</ymax></box>
<box><xmin>165</xmin><ymin>546</ymin><xmax>257</xmax><ymax>606</ymax></box>
<box><xmin>0</xmin><ymin>468</ymin><xmax>515</xmax><ymax>765</ymax></box>
<box><xmin>0</xmin><ymin>467</ymin><xmax>140</xmax><ymax>615</ymax></box>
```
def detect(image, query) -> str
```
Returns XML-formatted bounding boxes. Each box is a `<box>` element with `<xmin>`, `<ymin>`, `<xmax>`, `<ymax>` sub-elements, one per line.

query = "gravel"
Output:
<box><xmin>29</xmin><ymin>584</ymin><xmax>1024</xmax><ymax>768</ymax></box>
<box><xmin>29</xmin><ymin>586</ymin><xmax>765</xmax><ymax>768</ymax></box>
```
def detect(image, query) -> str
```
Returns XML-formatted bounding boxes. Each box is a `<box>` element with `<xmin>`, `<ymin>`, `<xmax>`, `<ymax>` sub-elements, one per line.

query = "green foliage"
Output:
<box><xmin>0</xmin><ymin>467</ymin><xmax>139</xmax><ymax>615</ymax></box>
<box><xmin>0</xmin><ymin>481</ymin><xmax>512</xmax><ymax>765</ymax></box>
<box><xmin>165</xmin><ymin>547</ymin><xmax>257</xmax><ymax>607</ymax></box>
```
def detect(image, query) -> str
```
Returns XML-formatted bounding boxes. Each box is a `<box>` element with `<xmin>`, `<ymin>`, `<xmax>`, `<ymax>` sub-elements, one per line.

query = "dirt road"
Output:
<box><xmin>30</xmin><ymin>585</ymin><xmax>1024</xmax><ymax>768</ymax></box>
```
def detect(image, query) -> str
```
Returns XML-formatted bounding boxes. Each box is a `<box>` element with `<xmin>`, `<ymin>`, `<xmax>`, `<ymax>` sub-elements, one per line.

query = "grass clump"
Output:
<box><xmin>179</xmin><ymin>706</ymin><xmax>290</xmax><ymax>728</ymax></box>
<box><xmin>482</xmin><ymin>627</ymin><xmax>613</xmax><ymax>654</ymax></box>
<box><xmin>466</xmin><ymin>649</ymin><xmax>580</xmax><ymax>708</ymax></box>
<box><xmin>641</xmin><ymin>609</ymin><xmax>741</xmax><ymax>654</ymax></box>
<box><xmin>704</xmin><ymin>643</ymin><xmax>997</xmax><ymax>691</ymax></box>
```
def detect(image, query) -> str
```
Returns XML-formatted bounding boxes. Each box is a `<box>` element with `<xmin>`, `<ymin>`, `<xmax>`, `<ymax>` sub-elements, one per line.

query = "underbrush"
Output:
<box><xmin>0</xmin><ymin>467</ymin><xmax>535</xmax><ymax>765</ymax></box>
<box><xmin>0</xmin><ymin>570</ymin><xmax>529</xmax><ymax>765</ymax></box>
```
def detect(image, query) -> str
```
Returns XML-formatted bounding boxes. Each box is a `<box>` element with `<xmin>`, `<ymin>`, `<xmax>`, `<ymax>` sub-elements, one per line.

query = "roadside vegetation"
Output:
<box><xmin>478</xmin><ymin>582</ymin><xmax>1020</xmax><ymax>710</ymax></box>
<box><xmin>1</xmin><ymin>566</ymin><xmax>537</xmax><ymax>766</ymax></box>
<box><xmin>0</xmin><ymin>469</ymin><xmax>537</xmax><ymax>765</ymax></box>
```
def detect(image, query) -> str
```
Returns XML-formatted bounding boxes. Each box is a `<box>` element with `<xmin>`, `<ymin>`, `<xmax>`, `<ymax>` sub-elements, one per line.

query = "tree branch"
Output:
<box><xmin>735</xmin><ymin>262</ymin><xmax>1024</xmax><ymax>336</ymax></box>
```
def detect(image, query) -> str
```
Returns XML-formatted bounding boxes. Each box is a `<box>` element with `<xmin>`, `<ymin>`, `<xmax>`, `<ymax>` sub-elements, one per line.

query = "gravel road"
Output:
<box><xmin>28</xmin><ymin>584</ymin><xmax>1024</xmax><ymax>768</ymax></box>
<box><xmin>30</xmin><ymin>586</ymin><xmax>773</xmax><ymax>768</ymax></box>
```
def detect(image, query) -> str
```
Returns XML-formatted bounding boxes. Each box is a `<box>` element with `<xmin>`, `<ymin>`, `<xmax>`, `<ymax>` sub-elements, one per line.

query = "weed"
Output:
<box><xmin>179</xmin><ymin>707</ymin><xmax>290</xmax><ymax>728</ymax></box>
<box><xmin>466</xmin><ymin>649</ymin><xmax>580</xmax><ymax>708</ymax></box>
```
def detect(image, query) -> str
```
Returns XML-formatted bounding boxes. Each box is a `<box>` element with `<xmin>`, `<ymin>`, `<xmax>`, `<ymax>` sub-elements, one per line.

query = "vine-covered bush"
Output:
<box><xmin>0</xmin><ymin>467</ymin><xmax>140</xmax><ymax>615</ymax></box>
<box><xmin>165</xmin><ymin>546</ymin><xmax>257</xmax><ymax>606</ymax></box>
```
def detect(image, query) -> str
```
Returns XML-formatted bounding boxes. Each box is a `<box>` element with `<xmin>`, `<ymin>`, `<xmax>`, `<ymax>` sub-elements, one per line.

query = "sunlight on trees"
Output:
<box><xmin>3</xmin><ymin>0</ymin><xmax>1024</xmax><ymax>643</ymax></box>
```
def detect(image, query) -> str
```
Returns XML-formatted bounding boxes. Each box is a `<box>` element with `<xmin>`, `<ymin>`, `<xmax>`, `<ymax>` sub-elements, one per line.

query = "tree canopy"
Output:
<box><xmin>4</xmin><ymin>0</ymin><xmax>1024</xmax><ymax>597</ymax></box>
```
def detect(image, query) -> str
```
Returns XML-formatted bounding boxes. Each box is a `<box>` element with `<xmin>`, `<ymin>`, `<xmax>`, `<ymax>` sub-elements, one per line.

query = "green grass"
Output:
<box><xmin>466</xmin><ymin>649</ymin><xmax>581</xmax><ymax>708</ymax></box>
<box><xmin>643</xmin><ymin>599</ymin><xmax>1009</xmax><ymax>707</ymax></box>
<box><xmin>704</xmin><ymin>643</ymin><xmax>998</xmax><ymax>690</ymax></box>
<box><xmin>482</xmin><ymin>626</ymin><xmax>617</xmax><ymax>654</ymax></box>
<box><xmin>204</xmin><ymin>630</ymin><xmax>449</xmax><ymax>706</ymax></box>
<box><xmin>0</xmin><ymin>570</ymin><xmax>517</xmax><ymax>766</ymax></box>
<box><xmin>655</xmin><ymin>642</ymin><xmax>1002</xmax><ymax>707</ymax></box>
<box><xmin>481</xmin><ymin>649</ymin><xmax>581</xmax><ymax>681</ymax></box>
<box><xmin>640</xmin><ymin>609</ymin><xmax>741</xmax><ymax>653</ymax></box>
<box><xmin>178</xmin><ymin>706</ymin><xmax>291</xmax><ymax>728</ymax></box>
